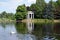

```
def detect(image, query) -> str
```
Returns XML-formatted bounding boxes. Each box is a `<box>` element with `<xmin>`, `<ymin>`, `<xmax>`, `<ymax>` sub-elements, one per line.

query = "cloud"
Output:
<box><xmin>0</xmin><ymin>0</ymin><xmax>24</xmax><ymax>13</ymax></box>
<box><xmin>45</xmin><ymin>0</ymin><xmax>50</xmax><ymax>3</ymax></box>
<box><xmin>45</xmin><ymin>0</ymin><xmax>57</xmax><ymax>3</ymax></box>
<box><xmin>0</xmin><ymin>0</ymin><xmax>36</xmax><ymax>13</ymax></box>
<box><xmin>0</xmin><ymin>0</ymin><xmax>57</xmax><ymax>13</ymax></box>
<box><xmin>26</xmin><ymin>0</ymin><xmax>36</xmax><ymax>6</ymax></box>
<box><xmin>53</xmin><ymin>0</ymin><xmax>57</xmax><ymax>1</ymax></box>
<box><xmin>28</xmin><ymin>0</ymin><xmax>36</xmax><ymax>3</ymax></box>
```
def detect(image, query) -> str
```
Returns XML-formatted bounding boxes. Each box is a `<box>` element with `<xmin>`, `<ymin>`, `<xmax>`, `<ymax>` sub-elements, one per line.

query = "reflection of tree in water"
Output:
<box><xmin>54</xmin><ymin>23</ymin><xmax>60</xmax><ymax>34</ymax></box>
<box><xmin>15</xmin><ymin>22</ymin><xmax>59</xmax><ymax>40</ymax></box>
<box><xmin>16</xmin><ymin>22</ymin><xmax>34</xmax><ymax>34</ymax></box>
<box><xmin>15</xmin><ymin>22</ymin><xmax>27</xmax><ymax>34</ymax></box>
<box><xmin>15</xmin><ymin>22</ymin><xmax>36</xmax><ymax>40</ymax></box>
<box><xmin>32</xmin><ymin>23</ymin><xmax>43</xmax><ymax>40</ymax></box>
<box><xmin>54</xmin><ymin>23</ymin><xmax>60</xmax><ymax>40</ymax></box>
<box><xmin>42</xmin><ymin>23</ymin><xmax>57</xmax><ymax>40</ymax></box>
<box><xmin>26</xmin><ymin>22</ymin><xmax>34</xmax><ymax>34</ymax></box>
<box><xmin>32</xmin><ymin>23</ymin><xmax>56</xmax><ymax>40</ymax></box>
<box><xmin>42</xmin><ymin>23</ymin><xmax>54</xmax><ymax>36</ymax></box>
<box><xmin>0</xmin><ymin>23</ymin><xmax>14</xmax><ymax>28</ymax></box>
<box><xmin>1</xmin><ymin>23</ymin><xmax>6</xmax><ymax>28</ymax></box>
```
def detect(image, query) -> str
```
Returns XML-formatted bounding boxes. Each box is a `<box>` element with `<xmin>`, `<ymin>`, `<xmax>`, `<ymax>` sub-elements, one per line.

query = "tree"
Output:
<box><xmin>53</xmin><ymin>0</ymin><xmax>60</xmax><ymax>19</ymax></box>
<box><xmin>0</xmin><ymin>11</ymin><xmax>15</xmax><ymax>20</ymax></box>
<box><xmin>30</xmin><ymin>0</ymin><xmax>46</xmax><ymax>18</ymax></box>
<box><xmin>30</xmin><ymin>4</ymin><xmax>40</xmax><ymax>18</ymax></box>
<box><xmin>15</xmin><ymin>4</ymin><xmax>27</xmax><ymax>20</ymax></box>
<box><xmin>42</xmin><ymin>0</ymin><xmax>54</xmax><ymax>20</ymax></box>
<box><xmin>6</xmin><ymin>13</ymin><xmax>15</xmax><ymax>20</ymax></box>
<box><xmin>1</xmin><ymin>11</ymin><xmax>7</xmax><ymax>18</ymax></box>
<box><xmin>15</xmin><ymin>22</ymin><xmax>27</xmax><ymax>33</ymax></box>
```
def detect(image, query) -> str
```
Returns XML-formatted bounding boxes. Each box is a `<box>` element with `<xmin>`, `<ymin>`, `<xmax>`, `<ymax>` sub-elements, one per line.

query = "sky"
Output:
<box><xmin>0</xmin><ymin>0</ymin><xmax>57</xmax><ymax>13</ymax></box>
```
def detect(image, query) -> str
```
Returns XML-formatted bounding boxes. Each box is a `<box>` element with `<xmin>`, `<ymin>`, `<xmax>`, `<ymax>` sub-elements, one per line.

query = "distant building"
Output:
<box><xmin>27</xmin><ymin>11</ymin><xmax>34</xmax><ymax>19</ymax></box>
<box><xmin>26</xmin><ymin>7</ymin><xmax>34</xmax><ymax>19</ymax></box>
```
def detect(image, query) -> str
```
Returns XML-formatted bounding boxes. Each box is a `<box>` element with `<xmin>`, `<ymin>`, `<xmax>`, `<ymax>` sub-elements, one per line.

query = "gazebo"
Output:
<box><xmin>26</xmin><ymin>7</ymin><xmax>34</xmax><ymax>19</ymax></box>
<box><xmin>27</xmin><ymin>11</ymin><xmax>34</xmax><ymax>19</ymax></box>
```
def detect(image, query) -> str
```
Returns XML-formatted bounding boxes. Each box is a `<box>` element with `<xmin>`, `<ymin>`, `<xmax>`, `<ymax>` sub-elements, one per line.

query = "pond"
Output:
<box><xmin>0</xmin><ymin>22</ymin><xmax>60</xmax><ymax>40</ymax></box>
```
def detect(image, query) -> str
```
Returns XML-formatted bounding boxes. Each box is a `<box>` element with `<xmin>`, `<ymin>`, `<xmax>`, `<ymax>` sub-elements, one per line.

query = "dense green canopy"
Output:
<box><xmin>15</xmin><ymin>5</ymin><xmax>27</xmax><ymax>20</ymax></box>
<box><xmin>0</xmin><ymin>11</ymin><xmax>15</xmax><ymax>20</ymax></box>
<box><xmin>15</xmin><ymin>0</ymin><xmax>60</xmax><ymax>20</ymax></box>
<box><xmin>30</xmin><ymin>0</ymin><xmax>60</xmax><ymax>19</ymax></box>
<box><xmin>30</xmin><ymin>0</ymin><xmax>46</xmax><ymax>18</ymax></box>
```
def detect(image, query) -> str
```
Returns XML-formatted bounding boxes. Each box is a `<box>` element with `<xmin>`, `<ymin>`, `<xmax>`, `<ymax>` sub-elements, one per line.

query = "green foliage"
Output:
<box><xmin>57</xmin><ymin>0</ymin><xmax>60</xmax><ymax>5</ymax></box>
<box><xmin>30</xmin><ymin>0</ymin><xmax>60</xmax><ymax>19</ymax></box>
<box><xmin>52</xmin><ymin>0</ymin><xmax>60</xmax><ymax>19</ymax></box>
<box><xmin>0</xmin><ymin>11</ymin><xmax>15</xmax><ymax>20</ymax></box>
<box><xmin>0</xmin><ymin>0</ymin><xmax>60</xmax><ymax>20</ymax></box>
<box><xmin>42</xmin><ymin>0</ymin><xmax>55</xmax><ymax>20</ymax></box>
<box><xmin>15</xmin><ymin>4</ymin><xmax>27</xmax><ymax>20</ymax></box>
<box><xmin>15</xmin><ymin>22</ymin><xmax>27</xmax><ymax>34</ymax></box>
<box><xmin>56</xmin><ymin>0</ymin><xmax>60</xmax><ymax>11</ymax></box>
<box><xmin>30</xmin><ymin>0</ymin><xmax>46</xmax><ymax>18</ymax></box>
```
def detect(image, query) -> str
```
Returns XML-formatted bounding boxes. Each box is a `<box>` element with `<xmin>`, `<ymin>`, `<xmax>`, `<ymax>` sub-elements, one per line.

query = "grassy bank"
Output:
<box><xmin>0</xmin><ymin>18</ymin><xmax>15</xmax><ymax>23</ymax></box>
<box><xmin>0</xmin><ymin>18</ymin><xmax>60</xmax><ymax>23</ymax></box>
<box><xmin>22</xmin><ymin>19</ymin><xmax>60</xmax><ymax>23</ymax></box>
<box><xmin>22</xmin><ymin>19</ymin><xmax>53</xmax><ymax>23</ymax></box>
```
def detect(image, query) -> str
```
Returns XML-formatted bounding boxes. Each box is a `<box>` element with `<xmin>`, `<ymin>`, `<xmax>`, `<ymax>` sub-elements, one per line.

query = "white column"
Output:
<box><xmin>32</xmin><ymin>14</ymin><xmax>34</xmax><ymax>19</ymax></box>
<box><xmin>27</xmin><ymin>14</ymin><xmax>28</xmax><ymax>19</ymax></box>
<box><xmin>28</xmin><ymin>14</ymin><xmax>29</xmax><ymax>19</ymax></box>
<box><xmin>31</xmin><ymin>14</ymin><xmax>32</xmax><ymax>19</ymax></box>
<box><xmin>33</xmin><ymin>14</ymin><xmax>34</xmax><ymax>19</ymax></box>
<box><xmin>28</xmin><ymin>14</ymin><xmax>30</xmax><ymax>19</ymax></box>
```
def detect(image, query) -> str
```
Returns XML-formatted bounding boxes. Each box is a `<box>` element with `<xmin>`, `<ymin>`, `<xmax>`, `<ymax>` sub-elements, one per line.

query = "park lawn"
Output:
<box><xmin>0</xmin><ymin>18</ymin><xmax>60</xmax><ymax>23</ymax></box>
<box><xmin>0</xmin><ymin>18</ymin><xmax>15</xmax><ymax>23</ymax></box>
<box><xmin>22</xmin><ymin>19</ymin><xmax>60</xmax><ymax>23</ymax></box>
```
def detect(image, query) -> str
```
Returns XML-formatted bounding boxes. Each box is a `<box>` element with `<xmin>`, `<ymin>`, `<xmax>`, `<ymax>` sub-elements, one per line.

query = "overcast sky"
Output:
<box><xmin>0</xmin><ymin>0</ymin><xmax>57</xmax><ymax>13</ymax></box>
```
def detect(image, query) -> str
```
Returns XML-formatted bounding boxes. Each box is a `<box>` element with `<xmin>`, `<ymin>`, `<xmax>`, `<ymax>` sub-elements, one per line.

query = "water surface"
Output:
<box><xmin>0</xmin><ymin>22</ymin><xmax>60</xmax><ymax>40</ymax></box>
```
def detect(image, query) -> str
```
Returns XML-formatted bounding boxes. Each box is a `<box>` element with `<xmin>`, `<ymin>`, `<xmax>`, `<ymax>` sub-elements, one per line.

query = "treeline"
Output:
<box><xmin>0</xmin><ymin>11</ymin><xmax>15</xmax><ymax>20</ymax></box>
<box><xmin>1</xmin><ymin>0</ymin><xmax>59</xmax><ymax>20</ymax></box>
<box><xmin>30</xmin><ymin>0</ymin><xmax>60</xmax><ymax>19</ymax></box>
<box><xmin>15</xmin><ymin>0</ymin><xmax>60</xmax><ymax>20</ymax></box>
<box><xmin>15</xmin><ymin>5</ymin><xmax>27</xmax><ymax>20</ymax></box>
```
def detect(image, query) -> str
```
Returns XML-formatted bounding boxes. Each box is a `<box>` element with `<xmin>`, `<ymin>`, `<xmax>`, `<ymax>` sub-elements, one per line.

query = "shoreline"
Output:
<box><xmin>0</xmin><ymin>19</ymin><xmax>60</xmax><ymax>23</ymax></box>
<box><xmin>22</xmin><ymin>19</ymin><xmax>60</xmax><ymax>23</ymax></box>
<box><xmin>0</xmin><ymin>18</ymin><xmax>15</xmax><ymax>23</ymax></box>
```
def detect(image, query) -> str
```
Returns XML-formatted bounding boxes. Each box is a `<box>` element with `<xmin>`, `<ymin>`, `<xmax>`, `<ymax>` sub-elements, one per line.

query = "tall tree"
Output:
<box><xmin>1</xmin><ymin>11</ymin><xmax>7</xmax><ymax>18</ymax></box>
<box><xmin>53</xmin><ymin>0</ymin><xmax>60</xmax><ymax>19</ymax></box>
<box><xmin>42</xmin><ymin>0</ymin><xmax>54</xmax><ymax>19</ymax></box>
<box><xmin>30</xmin><ymin>0</ymin><xmax>46</xmax><ymax>18</ymax></box>
<box><xmin>15</xmin><ymin>4</ymin><xmax>27</xmax><ymax>20</ymax></box>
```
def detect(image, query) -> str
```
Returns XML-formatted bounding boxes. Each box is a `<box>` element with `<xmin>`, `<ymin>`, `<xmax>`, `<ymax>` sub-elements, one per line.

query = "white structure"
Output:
<box><xmin>26</xmin><ymin>11</ymin><xmax>34</xmax><ymax>33</ymax></box>
<box><xmin>27</xmin><ymin>11</ymin><xmax>34</xmax><ymax>19</ymax></box>
<box><xmin>26</xmin><ymin>22</ymin><xmax>34</xmax><ymax>33</ymax></box>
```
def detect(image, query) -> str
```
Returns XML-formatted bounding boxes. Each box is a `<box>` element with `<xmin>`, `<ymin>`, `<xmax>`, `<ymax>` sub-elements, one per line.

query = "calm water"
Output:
<box><xmin>0</xmin><ymin>22</ymin><xmax>60</xmax><ymax>40</ymax></box>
